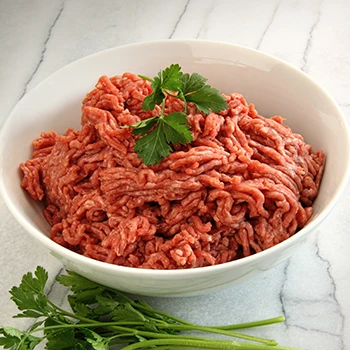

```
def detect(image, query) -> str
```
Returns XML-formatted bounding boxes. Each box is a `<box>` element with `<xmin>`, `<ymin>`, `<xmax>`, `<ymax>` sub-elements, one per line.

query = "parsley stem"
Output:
<box><xmin>160</xmin><ymin>98</ymin><xmax>166</xmax><ymax>118</ymax></box>
<box><xmin>50</xmin><ymin>288</ymin><xmax>283</xmax><ymax>334</ymax></box>
<box><xmin>212</xmin><ymin>316</ymin><xmax>285</xmax><ymax>330</ymax></box>
<box><xmin>180</xmin><ymin>91</ymin><xmax>188</xmax><ymax>114</ymax></box>
<box><xmin>121</xmin><ymin>338</ymin><xmax>299</xmax><ymax>350</ymax></box>
<box><xmin>131</xmin><ymin>305</ymin><xmax>194</xmax><ymax>326</ymax></box>
<box><xmin>138</xmin><ymin>74</ymin><xmax>153</xmax><ymax>82</ymax></box>
<box><xmin>156</xmin><ymin>324</ymin><xmax>277</xmax><ymax>345</ymax></box>
<box><xmin>163</xmin><ymin>90</ymin><xmax>179</xmax><ymax>98</ymax></box>
<box><xmin>30</xmin><ymin>322</ymin><xmax>297</xmax><ymax>350</ymax></box>
<box><xmin>29</xmin><ymin>320</ymin><xmax>277</xmax><ymax>346</ymax></box>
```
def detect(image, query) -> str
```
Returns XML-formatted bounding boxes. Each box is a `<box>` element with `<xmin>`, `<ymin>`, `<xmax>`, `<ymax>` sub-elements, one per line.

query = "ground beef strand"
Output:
<box><xmin>20</xmin><ymin>73</ymin><xmax>325</xmax><ymax>269</ymax></box>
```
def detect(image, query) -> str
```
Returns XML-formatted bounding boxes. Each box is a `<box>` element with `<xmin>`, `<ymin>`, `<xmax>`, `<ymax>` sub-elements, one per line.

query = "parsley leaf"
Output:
<box><xmin>45</xmin><ymin>326</ymin><xmax>78</xmax><ymax>350</ymax></box>
<box><xmin>10</xmin><ymin>267</ymin><xmax>49</xmax><ymax>317</ymax></box>
<box><xmin>130</xmin><ymin>116</ymin><xmax>159</xmax><ymax>136</ymax></box>
<box><xmin>181</xmin><ymin>72</ymin><xmax>207</xmax><ymax>94</ymax></box>
<box><xmin>142</xmin><ymin>76</ymin><xmax>163</xmax><ymax>111</ymax></box>
<box><xmin>0</xmin><ymin>327</ymin><xmax>43</xmax><ymax>350</ymax></box>
<box><xmin>111</xmin><ymin>303</ymin><xmax>147</xmax><ymax>322</ymax></box>
<box><xmin>163</xmin><ymin>112</ymin><xmax>193</xmax><ymax>145</ymax></box>
<box><xmin>185</xmin><ymin>84</ymin><xmax>228</xmax><ymax>114</ymax></box>
<box><xmin>141</xmin><ymin>64</ymin><xmax>183</xmax><ymax>111</ymax></box>
<box><xmin>93</xmin><ymin>295</ymin><xmax>120</xmax><ymax>316</ymax></box>
<box><xmin>56</xmin><ymin>270</ymin><xmax>101</xmax><ymax>292</ymax></box>
<box><xmin>131</xmin><ymin>64</ymin><xmax>228</xmax><ymax>165</ymax></box>
<box><xmin>82</xmin><ymin>329</ymin><xmax>110</xmax><ymax>350</ymax></box>
<box><xmin>161</xmin><ymin>63</ymin><xmax>183</xmax><ymax>91</ymax></box>
<box><xmin>134</xmin><ymin>122</ymin><xmax>172</xmax><ymax>166</ymax></box>
<box><xmin>133</xmin><ymin>113</ymin><xmax>192</xmax><ymax>167</ymax></box>
<box><xmin>67</xmin><ymin>295</ymin><xmax>96</xmax><ymax>319</ymax></box>
<box><xmin>13</xmin><ymin>310</ymin><xmax>43</xmax><ymax>319</ymax></box>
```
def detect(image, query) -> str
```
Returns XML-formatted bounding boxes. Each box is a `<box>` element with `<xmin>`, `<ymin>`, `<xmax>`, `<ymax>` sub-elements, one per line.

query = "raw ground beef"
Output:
<box><xmin>20</xmin><ymin>73</ymin><xmax>325</xmax><ymax>269</ymax></box>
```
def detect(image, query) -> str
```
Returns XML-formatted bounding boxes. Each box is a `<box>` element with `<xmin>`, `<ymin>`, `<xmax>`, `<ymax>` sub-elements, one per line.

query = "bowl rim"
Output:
<box><xmin>1</xmin><ymin>38</ymin><xmax>350</xmax><ymax>277</ymax></box>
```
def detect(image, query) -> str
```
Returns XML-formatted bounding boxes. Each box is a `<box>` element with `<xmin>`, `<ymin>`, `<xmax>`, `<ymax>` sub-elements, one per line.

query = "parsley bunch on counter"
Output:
<box><xmin>126</xmin><ymin>64</ymin><xmax>228</xmax><ymax>165</ymax></box>
<box><xmin>0</xmin><ymin>266</ymin><xmax>299</xmax><ymax>350</ymax></box>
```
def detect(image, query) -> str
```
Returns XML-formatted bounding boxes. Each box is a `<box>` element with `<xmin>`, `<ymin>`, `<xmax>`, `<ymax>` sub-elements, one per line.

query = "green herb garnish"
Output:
<box><xmin>126</xmin><ymin>64</ymin><xmax>228</xmax><ymax>166</ymax></box>
<box><xmin>0</xmin><ymin>266</ymin><xmax>298</xmax><ymax>349</ymax></box>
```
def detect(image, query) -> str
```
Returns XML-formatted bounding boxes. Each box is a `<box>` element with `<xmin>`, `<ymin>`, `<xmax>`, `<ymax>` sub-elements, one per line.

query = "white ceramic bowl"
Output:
<box><xmin>1</xmin><ymin>40</ymin><xmax>349</xmax><ymax>297</ymax></box>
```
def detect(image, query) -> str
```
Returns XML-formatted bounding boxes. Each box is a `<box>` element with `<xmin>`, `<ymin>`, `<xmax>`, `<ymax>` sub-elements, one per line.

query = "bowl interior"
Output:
<box><xmin>0</xmin><ymin>40</ymin><xmax>349</xmax><ymax>273</ymax></box>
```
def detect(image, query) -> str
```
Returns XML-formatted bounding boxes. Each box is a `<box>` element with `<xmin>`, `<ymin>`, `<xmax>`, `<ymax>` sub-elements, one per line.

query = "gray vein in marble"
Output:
<box><xmin>278</xmin><ymin>260</ymin><xmax>290</xmax><ymax>326</ymax></box>
<box><xmin>168</xmin><ymin>0</ymin><xmax>190</xmax><ymax>39</ymax></box>
<box><xmin>19</xmin><ymin>0</ymin><xmax>66</xmax><ymax>99</ymax></box>
<box><xmin>301</xmin><ymin>1</ymin><xmax>322</xmax><ymax>72</ymax></box>
<box><xmin>195</xmin><ymin>1</ymin><xmax>214</xmax><ymax>39</ymax></box>
<box><xmin>46</xmin><ymin>267</ymin><xmax>65</xmax><ymax>300</ymax></box>
<box><xmin>315</xmin><ymin>240</ymin><xmax>345</xmax><ymax>349</ymax></box>
<box><xmin>286</xmin><ymin>297</ymin><xmax>340</xmax><ymax>306</ymax></box>
<box><xmin>289</xmin><ymin>323</ymin><xmax>343</xmax><ymax>340</ymax></box>
<box><xmin>256</xmin><ymin>0</ymin><xmax>280</xmax><ymax>50</ymax></box>
<box><xmin>46</xmin><ymin>267</ymin><xmax>72</xmax><ymax>310</ymax></box>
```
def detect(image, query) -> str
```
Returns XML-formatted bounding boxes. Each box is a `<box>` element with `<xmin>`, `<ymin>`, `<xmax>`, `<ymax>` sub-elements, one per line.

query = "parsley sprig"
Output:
<box><xmin>126</xmin><ymin>64</ymin><xmax>228</xmax><ymax>165</ymax></box>
<box><xmin>0</xmin><ymin>266</ymin><xmax>299</xmax><ymax>350</ymax></box>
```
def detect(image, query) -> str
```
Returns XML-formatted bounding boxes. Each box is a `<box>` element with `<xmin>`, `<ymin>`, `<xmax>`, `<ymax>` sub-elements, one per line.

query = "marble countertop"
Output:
<box><xmin>1</xmin><ymin>1</ymin><xmax>349</xmax><ymax>349</ymax></box>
